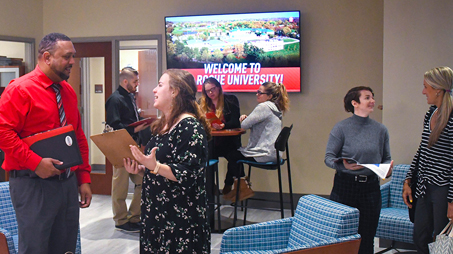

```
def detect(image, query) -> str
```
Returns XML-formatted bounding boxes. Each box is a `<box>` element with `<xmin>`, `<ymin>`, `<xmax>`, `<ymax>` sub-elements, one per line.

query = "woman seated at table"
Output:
<box><xmin>199</xmin><ymin>77</ymin><xmax>241</xmax><ymax>195</ymax></box>
<box><xmin>224</xmin><ymin>82</ymin><xmax>290</xmax><ymax>201</ymax></box>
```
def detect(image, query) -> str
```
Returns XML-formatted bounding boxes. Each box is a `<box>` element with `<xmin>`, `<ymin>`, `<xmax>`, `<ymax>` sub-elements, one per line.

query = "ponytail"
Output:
<box><xmin>424</xmin><ymin>67</ymin><xmax>453</xmax><ymax>147</ymax></box>
<box><xmin>262</xmin><ymin>82</ymin><xmax>290</xmax><ymax>114</ymax></box>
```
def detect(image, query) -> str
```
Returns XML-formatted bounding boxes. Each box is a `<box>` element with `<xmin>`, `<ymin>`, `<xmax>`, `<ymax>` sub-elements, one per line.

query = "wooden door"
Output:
<box><xmin>70</xmin><ymin>42</ymin><xmax>113</xmax><ymax>195</ymax></box>
<box><xmin>137</xmin><ymin>49</ymin><xmax>158</xmax><ymax>118</ymax></box>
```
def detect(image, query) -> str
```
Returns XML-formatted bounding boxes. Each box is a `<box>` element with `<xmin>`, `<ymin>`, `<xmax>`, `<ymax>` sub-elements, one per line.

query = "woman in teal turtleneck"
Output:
<box><xmin>324</xmin><ymin>86</ymin><xmax>393</xmax><ymax>254</ymax></box>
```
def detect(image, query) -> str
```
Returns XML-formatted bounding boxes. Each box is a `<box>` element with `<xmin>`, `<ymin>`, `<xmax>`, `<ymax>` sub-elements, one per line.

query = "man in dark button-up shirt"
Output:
<box><xmin>105</xmin><ymin>67</ymin><xmax>150</xmax><ymax>232</ymax></box>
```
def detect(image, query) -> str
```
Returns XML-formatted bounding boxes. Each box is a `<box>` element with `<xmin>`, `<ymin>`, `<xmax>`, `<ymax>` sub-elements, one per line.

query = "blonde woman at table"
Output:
<box><xmin>224</xmin><ymin>82</ymin><xmax>290</xmax><ymax>201</ymax></box>
<box><xmin>199</xmin><ymin>77</ymin><xmax>241</xmax><ymax>196</ymax></box>
<box><xmin>123</xmin><ymin>69</ymin><xmax>211</xmax><ymax>254</ymax></box>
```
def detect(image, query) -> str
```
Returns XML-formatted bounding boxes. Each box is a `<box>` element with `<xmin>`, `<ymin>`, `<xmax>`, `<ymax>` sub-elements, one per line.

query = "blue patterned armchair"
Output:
<box><xmin>0</xmin><ymin>181</ymin><xmax>81</xmax><ymax>254</ymax></box>
<box><xmin>0</xmin><ymin>181</ymin><xmax>18</xmax><ymax>254</ymax></box>
<box><xmin>220</xmin><ymin>194</ymin><xmax>361</xmax><ymax>254</ymax></box>
<box><xmin>375</xmin><ymin>164</ymin><xmax>414</xmax><ymax>253</ymax></box>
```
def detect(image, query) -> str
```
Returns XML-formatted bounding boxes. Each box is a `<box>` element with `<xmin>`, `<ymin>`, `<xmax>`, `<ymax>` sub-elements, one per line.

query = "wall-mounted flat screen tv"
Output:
<box><xmin>165</xmin><ymin>10</ymin><xmax>301</xmax><ymax>92</ymax></box>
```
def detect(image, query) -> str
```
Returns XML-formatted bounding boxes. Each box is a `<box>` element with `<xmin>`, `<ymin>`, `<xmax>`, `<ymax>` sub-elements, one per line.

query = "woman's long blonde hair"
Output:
<box><xmin>425</xmin><ymin>66</ymin><xmax>453</xmax><ymax>147</ymax></box>
<box><xmin>262</xmin><ymin>82</ymin><xmax>290</xmax><ymax>114</ymax></box>
<box><xmin>151</xmin><ymin>69</ymin><xmax>211</xmax><ymax>140</ymax></box>
<box><xmin>199</xmin><ymin>77</ymin><xmax>224</xmax><ymax>119</ymax></box>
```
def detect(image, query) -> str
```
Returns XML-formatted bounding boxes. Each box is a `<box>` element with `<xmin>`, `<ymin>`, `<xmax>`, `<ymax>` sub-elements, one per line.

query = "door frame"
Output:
<box><xmin>72</xmin><ymin>41</ymin><xmax>113</xmax><ymax>195</ymax></box>
<box><xmin>0</xmin><ymin>35</ymin><xmax>35</xmax><ymax>73</ymax></box>
<box><xmin>0</xmin><ymin>35</ymin><xmax>35</xmax><ymax>181</ymax></box>
<box><xmin>73</xmin><ymin>35</ymin><xmax>163</xmax><ymax>92</ymax></box>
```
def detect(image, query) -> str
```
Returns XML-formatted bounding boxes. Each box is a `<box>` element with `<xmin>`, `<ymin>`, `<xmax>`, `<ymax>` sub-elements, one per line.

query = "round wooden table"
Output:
<box><xmin>211</xmin><ymin>128</ymin><xmax>246</xmax><ymax>137</ymax></box>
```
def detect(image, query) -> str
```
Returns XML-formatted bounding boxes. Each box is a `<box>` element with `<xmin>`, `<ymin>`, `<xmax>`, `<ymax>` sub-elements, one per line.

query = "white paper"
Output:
<box><xmin>358</xmin><ymin>163</ymin><xmax>391</xmax><ymax>180</ymax></box>
<box><xmin>337</xmin><ymin>157</ymin><xmax>391</xmax><ymax>180</ymax></box>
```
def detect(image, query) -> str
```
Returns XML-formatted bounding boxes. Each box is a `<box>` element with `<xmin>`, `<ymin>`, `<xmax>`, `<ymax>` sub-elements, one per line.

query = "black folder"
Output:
<box><xmin>22</xmin><ymin>125</ymin><xmax>83</xmax><ymax>170</ymax></box>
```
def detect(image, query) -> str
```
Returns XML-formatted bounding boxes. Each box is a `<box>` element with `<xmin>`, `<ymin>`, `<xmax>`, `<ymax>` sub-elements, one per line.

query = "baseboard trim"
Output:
<box><xmin>219</xmin><ymin>192</ymin><xmax>329</xmax><ymax>209</ymax></box>
<box><xmin>379</xmin><ymin>239</ymin><xmax>416</xmax><ymax>251</ymax></box>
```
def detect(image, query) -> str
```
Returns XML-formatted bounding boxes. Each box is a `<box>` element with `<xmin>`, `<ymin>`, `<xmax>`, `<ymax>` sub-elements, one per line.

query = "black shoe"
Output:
<box><xmin>130</xmin><ymin>222</ymin><xmax>141</xmax><ymax>229</ymax></box>
<box><xmin>115</xmin><ymin>222</ymin><xmax>140</xmax><ymax>232</ymax></box>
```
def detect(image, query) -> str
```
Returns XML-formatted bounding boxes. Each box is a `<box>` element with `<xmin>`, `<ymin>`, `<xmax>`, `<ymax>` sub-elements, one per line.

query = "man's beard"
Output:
<box><xmin>127</xmin><ymin>83</ymin><xmax>136</xmax><ymax>93</ymax></box>
<box><xmin>51</xmin><ymin>65</ymin><xmax>70</xmax><ymax>81</ymax></box>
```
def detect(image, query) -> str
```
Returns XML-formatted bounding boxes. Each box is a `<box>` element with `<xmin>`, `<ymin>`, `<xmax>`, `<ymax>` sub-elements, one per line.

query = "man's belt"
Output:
<box><xmin>9</xmin><ymin>169</ymin><xmax>74</xmax><ymax>180</ymax></box>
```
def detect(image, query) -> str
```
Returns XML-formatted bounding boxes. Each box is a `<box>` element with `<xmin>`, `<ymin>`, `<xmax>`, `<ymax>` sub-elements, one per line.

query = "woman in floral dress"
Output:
<box><xmin>124</xmin><ymin>69</ymin><xmax>211</xmax><ymax>253</ymax></box>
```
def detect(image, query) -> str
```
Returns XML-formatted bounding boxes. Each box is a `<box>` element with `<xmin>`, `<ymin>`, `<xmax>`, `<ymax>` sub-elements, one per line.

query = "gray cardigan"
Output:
<box><xmin>239</xmin><ymin>101</ymin><xmax>282</xmax><ymax>162</ymax></box>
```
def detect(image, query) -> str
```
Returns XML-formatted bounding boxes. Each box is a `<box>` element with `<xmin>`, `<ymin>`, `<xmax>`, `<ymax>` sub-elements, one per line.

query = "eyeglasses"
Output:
<box><xmin>206</xmin><ymin>87</ymin><xmax>218</xmax><ymax>94</ymax></box>
<box><xmin>256</xmin><ymin>90</ymin><xmax>269</xmax><ymax>95</ymax></box>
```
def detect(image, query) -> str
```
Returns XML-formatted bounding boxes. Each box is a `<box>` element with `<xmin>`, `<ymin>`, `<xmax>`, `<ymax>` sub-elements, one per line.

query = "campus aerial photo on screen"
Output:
<box><xmin>165</xmin><ymin>11</ymin><xmax>300</xmax><ymax>69</ymax></box>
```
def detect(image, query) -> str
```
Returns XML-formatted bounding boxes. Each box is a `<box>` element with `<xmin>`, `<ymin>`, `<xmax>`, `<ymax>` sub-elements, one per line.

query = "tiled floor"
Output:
<box><xmin>80</xmin><ymin>194</ymin><xmax>415</xmax><ymax>254</ymax></box>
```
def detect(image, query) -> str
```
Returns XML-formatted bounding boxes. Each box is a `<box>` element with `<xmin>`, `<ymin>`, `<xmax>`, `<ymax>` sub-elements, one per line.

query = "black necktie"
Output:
<box><xmin>51</xmin><ymin>84</ymin><xmax>67</xmax><ymax>127</ymax></box>
<box><xmin>129</xmin><ymin>93</ymin><xmax>140</xmax><ymax>121</ymax></box>
<box><xmin>51</xmin><ymin>84</ymin><xmax>70</xmax><ymax>176</ymax></box>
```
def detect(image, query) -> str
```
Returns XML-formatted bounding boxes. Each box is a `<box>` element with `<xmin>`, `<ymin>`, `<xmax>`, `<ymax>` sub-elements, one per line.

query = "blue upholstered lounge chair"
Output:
<box><xmin>0</xmin><ymin>181</ymin><xmax>82</xmax><ymax>254</ymax></box>
<box><xmin>375</xmin><ymin>164</ymin><xmax>415</xmax><ymax>253</ymax></box>
<box><xmin>220</xmin><ymin>194</ymin><xmax>361</xmax><ymax>254</ymax></box>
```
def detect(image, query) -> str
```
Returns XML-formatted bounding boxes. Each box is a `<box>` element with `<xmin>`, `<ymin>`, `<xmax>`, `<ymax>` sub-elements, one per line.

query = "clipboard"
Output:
<box><xmin>22</xmin><ymin>125</ymin><xmax>83</xmax><ymax>170</ymax></box>
<box><xmin>90</xmin><ymin>129</ymin><xmax>138</xmax><ymax>168</ymax></box>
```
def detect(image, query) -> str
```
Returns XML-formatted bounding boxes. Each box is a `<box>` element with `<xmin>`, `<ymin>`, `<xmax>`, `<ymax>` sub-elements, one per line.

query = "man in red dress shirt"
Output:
<box><xmin>0</xmin><ymin>33</ymin><xmax>92</xmax><ymax>254</ymax></box>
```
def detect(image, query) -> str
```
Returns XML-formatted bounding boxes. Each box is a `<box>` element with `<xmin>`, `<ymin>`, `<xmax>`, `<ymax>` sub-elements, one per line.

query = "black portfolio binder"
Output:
<box><xmin>22</xmin><ymin>125</ymin><xmax>83</xmax><ymax>170</ymax></box>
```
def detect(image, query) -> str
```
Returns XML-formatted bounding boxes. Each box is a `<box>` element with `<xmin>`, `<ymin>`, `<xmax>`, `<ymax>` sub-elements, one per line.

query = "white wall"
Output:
<box><xmin>41</xmin><ymin>0</ymin><xmax>384</xmax><ymax>195</ymax></box>
<box><xmin>0</xmin><ymin>0</ymin><xmax>42</xmax><ymax>40</ymax></box>
<box><xmin>7</xmin><ymin>0</ymin><xmax>448</xmax><ymax>195</ymax></box>
<box><xmin>0</xmin><ymin>41</ymin><xmax>26</xmax><ymax>60</ymax></box>
<box><xmin>120</xmin><ymin>50</ymin><xmax>140</xmax><ymax>71</ymax></box>
<box><xmin>89</xmin><ymin>57</ymin><xmax>106</xmax><ymax>164</ymax></box>
<box><xmin>383</xmin><ymin>0</ymin><xmax>453</xmax><ymax>164</ymax></box>
<box><xmin>0</xmin><ymin>0</ymin><xmax>42</xmax><ymax>66</ymax></box>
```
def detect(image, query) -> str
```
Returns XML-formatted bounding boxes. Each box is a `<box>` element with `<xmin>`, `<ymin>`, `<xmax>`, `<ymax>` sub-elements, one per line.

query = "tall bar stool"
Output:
<box><xmin>233</xmin><ymin>124</ymin><xmax>294</xmax><ymax>226</ymax></box>
<box><xmin>207</xmin><ymin>159</ymin><xmax>222</xmax><ymax>232</ymax></box>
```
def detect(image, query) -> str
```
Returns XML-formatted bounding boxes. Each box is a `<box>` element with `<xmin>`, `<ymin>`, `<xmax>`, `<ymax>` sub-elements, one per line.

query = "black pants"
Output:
<box><xmin>10</xmin><ymin>174</ymin><xmax>79</xmax><ymax>254</ymax></box>
<box><xmin>208</xmin><ymin>137</ymin><xmax>244</xmax><ymax>186</ymax></box>
<box><xmin>330</xmin><ymin>173</ymin><xmax>381</xmax><ymax>254</ymax></box>
<box><xmin>224</xmin><ymin>150</ymin><xmax>256</xmax><ymax>186</ymax></box>
<box><xmin>413</xmin><ymin>184</ymin><xmax>449</xmax><ymax>254</ymax></box>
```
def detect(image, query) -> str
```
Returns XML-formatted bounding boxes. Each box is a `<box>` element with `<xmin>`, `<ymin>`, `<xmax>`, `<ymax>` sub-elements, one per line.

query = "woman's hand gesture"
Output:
<box><xmin>343</xmin><ymin>159</ymin><xmax>364</xmax><ymax>170</ymax></box>
<box><xmin>123</xmin><ymin>157</ymin><xmax>146</xmax><ymax>176</ymax></box>
<box><xmin>448</xmin><ymin>203</ymin><xmax>453</xmax><ymax>219</ymax></box>
<box><xmin>130</xmin><ymin>145</ymin><xmax>159</xmax><ymax>171</ymax></box>
<box><xmin>212</xmin><ymin>122</ymin><xmax>225</xmax><ymax>130</ymax></box>
<box><xmin>386</xmin><ymin>160</ymin><xmax>394</xmax><ymax>178</ymax></box>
